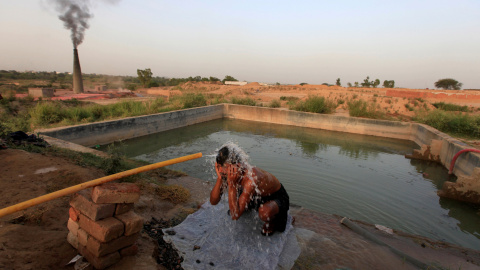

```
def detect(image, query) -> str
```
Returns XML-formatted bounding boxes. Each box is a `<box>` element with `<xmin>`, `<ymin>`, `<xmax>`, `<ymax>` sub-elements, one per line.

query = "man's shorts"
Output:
<box><xmin>251</xmin><ymin>184</ymin><xmax>290</xmax><ymax>232</ymax></box>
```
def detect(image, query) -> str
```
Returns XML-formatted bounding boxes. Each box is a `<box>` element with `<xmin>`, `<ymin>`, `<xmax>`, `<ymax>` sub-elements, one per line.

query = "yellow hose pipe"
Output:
<box><xmin>0</xmin><ymin>152</ymin><xmax>202</xmax><ymax>218</ymax></box>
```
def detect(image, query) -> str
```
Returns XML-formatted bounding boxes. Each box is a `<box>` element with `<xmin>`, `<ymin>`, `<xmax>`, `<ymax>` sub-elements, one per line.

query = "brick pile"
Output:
<box><xmin>66</xmin><ymin>183</ymin><xmax>144</xmax><ymax>269</ymax></box>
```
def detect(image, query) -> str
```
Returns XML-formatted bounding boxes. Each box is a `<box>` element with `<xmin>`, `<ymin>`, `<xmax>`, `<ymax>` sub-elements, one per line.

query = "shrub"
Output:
<box><xmin>268</xmin><ymin>99</ymin><xmax>281</xmax><ymax>108</ymax></box>
<box><xmin>290</xmin><ymin>96</ymin><xmax>336</xmax><ymax>114</ymax></box>
<box><xmin>280</xmin><ymin>96</ymin><xmax>299</xmax><ymax>101</ymax></box>
<box><xmin>231</xmin><ymin>97</ymin><xmax>257</xmax><ymax>106</ymax></box>
<box><xmin>29</xmin><ymin>102</ymin><xmax>66</xmax><ymax>126</ymax></box>
<box><xmin>413</xmin><ymin>110</ymin><xmax>480</xmax><ymax>138</ymax></box>
<box><xmin>348</xmin><ymin>99</ymin><xmax>385</xmax><ymax>119</ymax></box>
<box><xmin>180</xmin><ymin>93</ymin><xmax>207</xmax><ymax>108</ymax></box>
<box><xmin>432</xmin><ymin>102</ymin><xmax>470</xmax><ymax>112</ymax></box>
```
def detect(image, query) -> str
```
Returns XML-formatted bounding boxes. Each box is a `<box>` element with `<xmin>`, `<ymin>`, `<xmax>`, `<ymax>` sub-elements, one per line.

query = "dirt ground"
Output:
<box><xmin>148</xmin><ymin>82</ymin><xmax>480</xmax><ymax>117</ymax></box>
<box><xmin>0</xmin><ymin>148</ymin><xmax>210</xmax><ymax>270</ymax></box>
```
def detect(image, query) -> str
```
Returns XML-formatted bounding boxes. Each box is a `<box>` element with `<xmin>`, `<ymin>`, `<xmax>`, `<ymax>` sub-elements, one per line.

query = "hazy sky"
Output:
<box><xmin>1</xmin><ymin>0</ymin><xmax>479</xmax><ymax>89</ymax></box>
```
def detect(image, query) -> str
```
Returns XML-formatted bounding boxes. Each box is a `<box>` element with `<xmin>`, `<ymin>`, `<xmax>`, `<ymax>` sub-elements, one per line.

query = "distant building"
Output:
<box><xmin>224</xmin><ymin>81</ymin><xmax>248</xmax><ymax>86</ymax></box>
<box><xmin>28</xmin><ymin>88</ymin><xmax>54</xmax><ymax>98</ymax></box>
<box><xmin>95</xmin><ymin>85</ymin><xmax>107</xmax><ymax>91</ymax></box>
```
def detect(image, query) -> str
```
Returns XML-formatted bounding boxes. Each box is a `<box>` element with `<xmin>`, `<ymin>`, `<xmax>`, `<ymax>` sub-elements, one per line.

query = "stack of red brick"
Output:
<box><xmin>67</xmin><ymin>183</ymin><xmax>144</xmax><ymax>269</ymax></box>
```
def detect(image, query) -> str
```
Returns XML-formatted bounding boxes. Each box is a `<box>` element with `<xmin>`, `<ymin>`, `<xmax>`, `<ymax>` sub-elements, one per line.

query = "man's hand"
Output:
<box><xmin>227</xmin><ymin>164</ymin><xmax>239</xmax><ymax>186</ymax></box>
<box><xmin>215</xmin><ymin>162</ymin><xmax>222</xmax><ymax>180</ymax></box>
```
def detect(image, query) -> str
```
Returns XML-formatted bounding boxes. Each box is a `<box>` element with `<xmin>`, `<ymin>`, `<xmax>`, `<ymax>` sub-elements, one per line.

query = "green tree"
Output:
<box><xmin>347</xmin><ymin>82</ymin><xmax>352</xmax><ymax>87</ymax></box>
<box><xmin>209</xmin><ymin>76</ymin><xmax>220</xmax><ymax>82</ymax></box>
<box><xmin>361</xmin><ymin>76</ymin><xmax>371</xmax><ymax>87</ymax></box>
<box><xmin>222</xmin><ymin>75</ymin><xmax>238</xmax><ymax>83</ymax></box>
<box><xmin>336</xmin><ymin>78</ymin><xmax>341</xmax><ymax>86</ymax></box>
<box><xmin>372</xmin><ymin>79</ymin><xmax>380</xmax><ymax>88</ymax></box>
<box><xmin>383</xmin><ymin>80</ymin><xmax>395</xmax><ymax>88</ymax></box>
<box><xmin>434</xmin><ymin>78</ymin><xmax>462</xmax><ymax>90</ymax></box>
<box><xmin>137</xmin><ymin>68</ymin><xmax>153</xmax><ymax>88</ymax></box>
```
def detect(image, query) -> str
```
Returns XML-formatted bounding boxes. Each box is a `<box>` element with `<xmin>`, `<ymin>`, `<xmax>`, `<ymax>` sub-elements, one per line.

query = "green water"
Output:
<box><xmin>99</xmin><ymin>118</ymin><xmax>480</xmax><ymax>251</ymax></box>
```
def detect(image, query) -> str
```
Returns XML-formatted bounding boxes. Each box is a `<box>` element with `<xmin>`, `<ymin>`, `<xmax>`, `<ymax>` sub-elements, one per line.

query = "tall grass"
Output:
<box><xmin>347</xmin><ymin>99</ymin><xmax>385</xmax><ymax>119</ymax></box>
<box><xmin>290</xmin><ymin>96</ymin><xmax>336</xmax><ymax>114</ymax></box>
<box><xmin>29</xmin><ymin>98</ymin><xmax>170</xmax><ymax>128</ymax></box>
<box><xmin>413</xmin><ymin>110</ymin><xmax>480</xmax><ymax>138</ymax></box>
<box><xmin>181</xmin><ymin>93</ymin><xmax>207</xmax><ymax>108</ymax></box>
<box><xmin>268</xmin><ymin>99</ymin><xmax>281</xmax><ymax>108</ymax></box>
<box><xmin>432</xmin><ymin>102</ymin><xmax>470</xmax><ymax>112</ymax></box>
<box><xmin>231</xmin><ymin>97</ymin><xmax>257</xmax><ymax>106</ymax></box>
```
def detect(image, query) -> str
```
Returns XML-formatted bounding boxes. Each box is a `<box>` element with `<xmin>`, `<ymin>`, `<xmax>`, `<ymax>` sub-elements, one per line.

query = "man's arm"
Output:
<box><xmin>210</xmin><ymin>163</ymin><xmax>224</xmax><ymax>205</ymax></box>
<box><xmin>227</xmin><ymin>166</ymin><xmax>254</xmax><ymax>220</ymax></box>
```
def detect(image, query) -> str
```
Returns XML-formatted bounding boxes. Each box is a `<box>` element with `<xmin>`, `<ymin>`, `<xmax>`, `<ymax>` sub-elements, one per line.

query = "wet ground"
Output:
<box><xmin>290</xmin><ymin>206</ymin><xmax>480</xmax><ymax>269</ymax></box>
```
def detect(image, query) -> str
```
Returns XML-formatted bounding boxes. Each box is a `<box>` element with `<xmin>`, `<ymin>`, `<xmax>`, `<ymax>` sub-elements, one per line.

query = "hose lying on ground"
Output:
<box><xmin>340</xmin><ymin>217</ymin><xmax>442</xmax><ymax>270</ymax></box>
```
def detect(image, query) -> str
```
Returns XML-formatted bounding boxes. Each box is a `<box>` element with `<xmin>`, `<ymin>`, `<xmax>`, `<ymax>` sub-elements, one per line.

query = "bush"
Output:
<box><xmin>268</xmin><ymin>99</ymin><xmax>281</xmax><ymax>108</ymax></box>
<box><xmin>231</xmin><ymin>97</ymin><xmax>257</xmax><ymax>106</ymax></box>
<box><xmin>348</xmin><ymin>99</ymin><xmax>385</xmax><ymax>119</ymax></box>
<box><xmin>182</xmin><ymin>93</ymin><xmax>207</xmax><ymax>108</ymax></box>
<box><xmin>413</xmin><ymin>110</ymin><xmax>480</xmax><ymax>138</ymax></box>
<box><xmin>280</xmin><ymin>96</ymin><xmax>299</xmax><ymax>101</ymax></box>
<box><xmin>432</xmin><ymin>102</ymin><xmax>470</xmax><ymax>112</ymax></box>
<box><xmin>290</xmin><ymin>96</ymin><xmax>336</xmax><ymax>114</ymax></box>
<box><xmin>29</xmin><ymin>102</ymin><xmax>66</xmax><ymax>126</ymax></box>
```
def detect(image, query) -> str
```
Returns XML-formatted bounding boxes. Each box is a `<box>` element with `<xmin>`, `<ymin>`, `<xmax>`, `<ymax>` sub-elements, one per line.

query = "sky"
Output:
<box><xmin>1</xmin><ymin>0</ymin><xmax>479</xmax><ymax>89</ymax></box>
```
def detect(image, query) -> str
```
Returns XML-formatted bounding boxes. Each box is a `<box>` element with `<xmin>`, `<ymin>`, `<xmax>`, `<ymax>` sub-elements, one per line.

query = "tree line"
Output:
<box><xmin>1</xmin><ymin>70</ymin><xmax>463</xmax><ymax>91</ymax></box>
<box><xmin>135</xmin><ymin>68</ymin><xmax>239</xmax><ymax>89</ymax></box>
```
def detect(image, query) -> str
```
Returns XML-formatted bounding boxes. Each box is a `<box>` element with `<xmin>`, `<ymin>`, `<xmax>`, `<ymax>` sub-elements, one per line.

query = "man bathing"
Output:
<box><xmin>210</xmin><ymin>145</ymin><xmax>290</xmax><ymax>236</ymax></box>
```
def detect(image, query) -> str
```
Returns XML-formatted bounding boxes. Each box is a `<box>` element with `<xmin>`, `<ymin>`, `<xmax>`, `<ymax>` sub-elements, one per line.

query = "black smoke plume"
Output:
<box><xmin>51</xmin><ymin>0</ymin><xmax>119</xmax><ymax>48</ymax></box>
<box><xmin>53</xmin><ymin>0</ymin><xmax>92</xmax><ymax>49</ymax></box>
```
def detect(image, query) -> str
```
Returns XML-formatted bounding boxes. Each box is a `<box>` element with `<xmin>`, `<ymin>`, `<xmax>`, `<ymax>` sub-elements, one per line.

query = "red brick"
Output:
<box><xmin>92</xmin><ymin>183</ymin><xmax>140</xmax><ymax>204</ymax></box>
<box><xmin>69</xmin><ymin>207</ymin><xmax>80</xmax><ymax>221</ymax></box>
<box><xmin>115</xmin><ymin>211</ymin><xmax>144</xmax><ymax>236</ymax></box>
<box><xmin>67</xmin><ymin>231</ymin><xmax>78</xmax><ymax>249</ymax></box>
<box><xmin>78</xmin><ymin>213</ymin><xmax>124</xmax><ymax>243</ymax></box>
<box><xmin>115</xmin><ymin>203</ymin><xmax>134</xmax><ymax>215</ymax></box>
<box><xmin>120</xmin><ymin>244</ymin><xmax>138</xmax><ymax>257</ymax></box>
<box><xmin>67</xmin><ymin>218</ymin><xmax>80</xmax><ymax>236</ymax></box>
<box><xmin>86</xmin><ymin>233</ymin><xmax>140</xmax><ymax>257</ymax></box>
<box><xmin>77</xmin><ymin>228</ymin><xmax>89</xmax><ymax>247</ymax></box>
<box><xmin>70</xmin><ymin>189</ymin><xmax>115</xmax><ymax>221</ymax></box>
<box><xmin>79</xmin><ymin>244</ymin><xmax>121</xmax><ymax>270</ymax></box>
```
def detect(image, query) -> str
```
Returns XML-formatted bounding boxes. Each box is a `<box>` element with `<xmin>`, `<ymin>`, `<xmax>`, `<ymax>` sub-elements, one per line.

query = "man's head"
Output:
<box><xmin>216</xmin><ymin>146</ymin><xmax>241</xmax><ymax>166</ymax></box>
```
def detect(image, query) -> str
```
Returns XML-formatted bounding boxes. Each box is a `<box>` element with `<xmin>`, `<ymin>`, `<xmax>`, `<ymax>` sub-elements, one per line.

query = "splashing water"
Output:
<box><xmin>214</xmin><ymin>141</ymin><xmax>264</xmax><ymax>210</ymax></box>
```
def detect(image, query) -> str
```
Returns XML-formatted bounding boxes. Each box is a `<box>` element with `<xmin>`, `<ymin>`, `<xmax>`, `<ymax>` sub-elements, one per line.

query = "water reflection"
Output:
<box><xmin>222</xmin><ymin>119</ymin><xmax>416</xmax><ymax>158</ymax></box>
<box><xmin>100</xmin><ymin>119</ymin><xmax>418</xmax><ymax>160</ymax></box>
<box><xmin>98</xmin><ymin>119</ymin><xmax>224</xmax><ymax>156</ymax></box>
<box><xmin>408</xmin><ymin>159</ymin><xmax>456</xmax><ymax>190</ymax></box>
<box><xmin>438</xmin><ymin>197</ymin><xmax>480</xmax><ymax>239</ymax></box>
<box><xmin>295</xmin><ymin>141</ymin><xmax>322</xmax><ymax>156</ymax></box>
<box><xmin>408</xmin><ymin>159</ymin><xmax>480</xmax><ymax>242</ymax></box>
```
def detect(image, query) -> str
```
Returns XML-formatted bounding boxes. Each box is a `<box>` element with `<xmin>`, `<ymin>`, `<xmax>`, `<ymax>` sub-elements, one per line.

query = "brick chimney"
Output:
<box><xmin>73</xmin><ymin>48</ymin><xmax>84</xmax><ymax>93</ymax></box>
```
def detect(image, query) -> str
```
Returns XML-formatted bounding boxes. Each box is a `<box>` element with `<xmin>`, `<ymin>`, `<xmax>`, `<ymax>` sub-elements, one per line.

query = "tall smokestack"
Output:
<box><xmin>73</xmin><ymin>48</ymin><xmax>84</xmax><ymax>93</ymax></box>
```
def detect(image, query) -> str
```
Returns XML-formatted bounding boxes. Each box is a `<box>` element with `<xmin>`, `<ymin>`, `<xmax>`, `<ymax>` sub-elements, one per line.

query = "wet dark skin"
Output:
<box><xmin>210</xmin><ymin>162</ymin><xmax>282</xmax><ymax>234</ymax></box>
